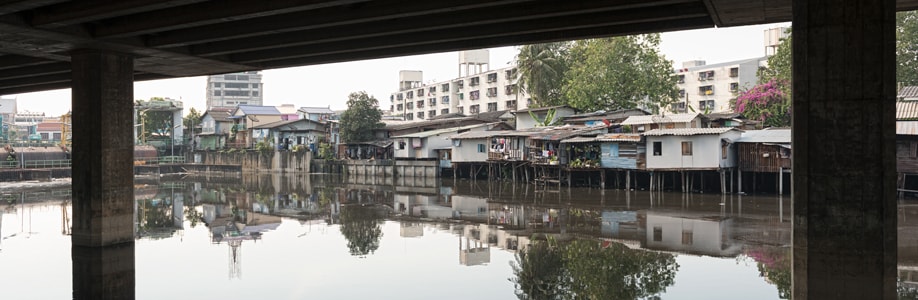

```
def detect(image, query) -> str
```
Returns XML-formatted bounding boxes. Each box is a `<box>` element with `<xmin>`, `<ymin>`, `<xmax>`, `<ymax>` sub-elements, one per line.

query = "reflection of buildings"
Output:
<box><xmin>459</xmin><ymin>236</ymin><xmax>490</xmax><ymax>266</ymax></box>
<box><xmin>400</xmin><ymin>222</ymin><xmax>423</xmax><ymax>237</ymax></box>
<box><xmin>643</xmin><ymin>211</ymin><xmax>737</xmax><ymax>257</ymax></box>
<box><xmin>134</xmin><ymin>185</ymin><xmax>184</xmax><ymax>240</ymax></box>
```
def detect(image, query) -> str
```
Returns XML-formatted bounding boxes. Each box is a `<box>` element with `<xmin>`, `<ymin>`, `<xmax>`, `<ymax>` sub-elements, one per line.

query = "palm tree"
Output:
<box><xmin>516</xmin><ymin>42</ymin><xmax>568</xmax><ymax>107</ymax></box>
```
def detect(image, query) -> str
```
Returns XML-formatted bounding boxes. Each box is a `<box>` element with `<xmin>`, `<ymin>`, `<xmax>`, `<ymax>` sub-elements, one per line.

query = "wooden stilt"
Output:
<box><xmin>601</xmin><ymin>170</ymin><xmax>606</xmax><ymax>189</ymax></box>
<box><xmin>778</xmin><ymin>168</ymin><xmax>783</xmax><ymax>195</ymax></box>
<box><xmin>738</xmin><ymin>170</ymin><xmax>743</xmax><ymax>194</ymax></box>
<box><xmin>720</xmin><ymin>169</ymin><xmax>726</xmax><ymax>195</ymax></box>
<box><xmin>626</xmin><ymin>170</ymin><xmax>631</xmax><ymax>191</ymax></box>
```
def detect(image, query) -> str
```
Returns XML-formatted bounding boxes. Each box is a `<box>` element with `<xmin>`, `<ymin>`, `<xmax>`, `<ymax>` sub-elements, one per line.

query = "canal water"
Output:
<box><xmin>0</xmin><ymin>174</ymin><xmax>916</xmax><ymax>299</ymax></box>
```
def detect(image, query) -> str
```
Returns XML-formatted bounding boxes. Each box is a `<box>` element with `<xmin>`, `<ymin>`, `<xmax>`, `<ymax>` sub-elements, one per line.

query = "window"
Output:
<box><xmin>470</xmin><ymin>77</ymin><xmax>480</xmax><ymax>86</ymax></box>
<box><xmin>730</xmin><ymin>82</ymin><xmax>739</xmax><ymax>92</ymax></box>
<box><xmin>458</xmin><ymin>93</ymin><xmax>464</xmax><ymax>100</ymax></box>
<box><xmin>470</xmin><ymin>104</ymin><xmax>480</xmax><ymax>114</ymax></box>
<box><xmin>457</xmin><ymin>80</ymin><xmax>464</xmax><ymax>89</ymax></box>
<box><xmin>506</xmin><ymin>100</ymin><xmax>517</xmax><ymax>110</ymax></box>
<box><xmin>225</xmin><ymin>90</ymin><xmax>249</xmax><ymax>96</ymax></box>
<box><xmin>653</xmin><ymin>226</ymin><xmax>662</xmax><ymax>242</ymax></box>
<box><xmin>398</xmin><ymin>141</ymin><xmax>406</xmax><ymax>150</ymax></box>
<box><xmin>505</xmin><ymin>84</ymin><xmax>517</xmax><ymax>95</ymax></box>
<box><xmin>406</xmin><ymin>114</ymin><xmax>414</xmax><ymax>120</ymax></box>
<box><xmin>682</xmin><ymin>141</ymin><xmax>693</xmax><ymax>156</ymax></box>
<box><xmin>671</xmin><ymin>102</ymin><xmax>686</xmax><ymax>112</ymax></box>
<box><xmin>397</xmin><ymin>93</ymin><xmax>404</xmax><ymax>100</ymax></box>
<box><xmin>699</xmin><ymin>85</ymin><xmax>714</xmax><ymax>95</ymax></box>
<box><xmin>677</xmin><ymin>74</ymin><xmax>685</xmax><ymax>83</ymax></box>
<box><xmin>429</xmin><ymin>98</ymin><xmax>436</xmax><ymax>106</ymax></box>
<box><xmin>477</xmin><ymin>144</ymin><xmax>486</xmax><ymax>153</ymax></box>
<box><xmin>407</xmin><ymin>102</ymin><xmax>413</xmax><ymax>109</ymax></box>
<box><xmin>214</xmin><ymin>90</ymin><xmax>222</xmax><ymax>96</ymax></box>
<box><xmin>730</xmin><ymin>67</ymin><xmax>739</xmax><ymax>77</ymax></box>
<box><xmin>214</xmin><ymin>83</ymin><xmax>222</xmax><ymax>87</ymax></box>
<box><xmin>236</xmin><ymin>75</ymin><xmax>249</xmax><ymax>81</ymax></box>
<box><xmin>252</xmin><ymin>83</ymin><xmax>258</xmax><ymax>88</ymax></box>
<box><xmin>505</xmin><ymin>68</ymin><xmax>517</xmax><ymax>80</ymax></box>
<box><xmin>407</xmin><ymin>91</ymin><xmax>414</xmax><ymax>99</ymax></box>
<box><xmin>441</xmin><ymin>83</ymin><xmax>449</xmax><ymax>92</ymax></box>
<box><xmin>487</xmin><ymin>102</ymin><xmax>498</xmax><ymax>112</ymax></box>
<box><xmin>429</xmin><ymin>110</ymin><xmax>436</xmax><ymax>118</ymax></box>
<box><xmin>699</xmin><ymin>100</ymin><xmax>715</xmax><ymax>111</ymax></box>
<box><xmin>441</xmin><ymin>96</ymin><xmax>450</xmax><ymax>104</ymax></box>
<box><xmin>487</xmin><ymin>87</ymin><xmax>497</xmax><ymax>97</ymax></box>
<box><xmin>441</xmin><ymin>109</ymin><xmax>449</xmax><ymax>115</ymax></box>
<box><xmin>397</xmin><ymin>104</ymin><xmax>403</xmax><ymax>111</ymax></box>
<box><xmin>417</xmin><ymin>100</ymin><xmax>424</xmax><ymax>108</ymax></box>
<box><xmin>252</xmin><ymin>91</ymin><xmax>259</xmax><ymax>96</ymax></box>
<box><xmin>417</xmin><ymin>88</ymin><xmax>424</xmax><ymax>96</ymax></box>
<box><xmin>224</xmin><ymin>75</ymin><xmax>236</xmax><ymax>80</ymax></box>
<box><xmin>470</xmin><ymin>90</ymin><xmax>480</xmax><ymax>100</ymax></box>
<box><xmin>678</xmin><ymin>89</ymin><xmax>685</xmax><ymax>97</ymax></box>
<box><xmin>487</xmin><ymin>73</ymin><xmax>498</xmax><ymax>83</ymax></box>
<box><xmin>417</xmin><ymin>112</ymin><xmax>424</xmax><ymax>119</ymax></box>
<box><xmin>682</xmin><ymin>230</ymin><xmax>693</xmax><ymax>245</ymax></box>
<box><xmin>722</xmin><ymin>143</ymin><xmax>729</xmax><ymax>159</ymax></box>
<box><xmin>653</xmin><ymin>141</ymin><xmax>662</xmax><ymax>156</ymax></box>
<box><xmin>428</xmin><ymin>86</ymin><xmax>436</xmax><ymax>93</ymax></box>
<box><xmin>698</xmin><ymin>70</ymin><xmax>714</xmax><ymax>81</ymax></box>
<box><xmin>458</xmin><ymin>106</ymin><xmax>464</xmax><ymax>114</ymax></box>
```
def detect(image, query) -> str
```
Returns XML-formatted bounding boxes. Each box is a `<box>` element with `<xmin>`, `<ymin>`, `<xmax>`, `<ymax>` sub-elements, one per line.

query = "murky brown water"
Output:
<box><xmin>0</xmin><ymin>174</ymin><xmax>915</xmax><ymax>299</ymax></box>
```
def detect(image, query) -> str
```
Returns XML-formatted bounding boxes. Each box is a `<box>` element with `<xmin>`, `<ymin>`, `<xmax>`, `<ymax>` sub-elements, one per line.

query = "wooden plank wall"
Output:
<box><xmin>737</xmin><ymin>143</ymin><xmax>791</xmax><ymax>173</ymax></box>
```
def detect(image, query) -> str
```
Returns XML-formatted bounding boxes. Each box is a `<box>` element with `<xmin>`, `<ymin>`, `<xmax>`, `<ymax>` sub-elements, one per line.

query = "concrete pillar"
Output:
<box><xmin>792</xmin><ymin>0</ymin><xmax>897</xmax><ymax>298</ymax></box>
<box><xmin>70</xmin><ymin>50</ymin><xmax>135</xmax><ymax>247</ymax></box>
<box><xmin>72</xmin><ymin>244</ymin><xmax>135</xmax><ymax>300</ymax></box>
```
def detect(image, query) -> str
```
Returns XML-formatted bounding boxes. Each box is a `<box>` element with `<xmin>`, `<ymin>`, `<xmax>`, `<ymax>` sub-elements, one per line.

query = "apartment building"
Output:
<box><xmin>206</xmin><ymin>71</ymin><xmax>264</xmax><ymax>109</ymax></box>
<box><xmin>389</xmin><ymin>50</ymin><xmax>529</xmax><ymax>121</ymax></box>
<box><xmin>669</xmin><ymin>57</ymin><xmax>766</xmax><ymax>114</ymax></box>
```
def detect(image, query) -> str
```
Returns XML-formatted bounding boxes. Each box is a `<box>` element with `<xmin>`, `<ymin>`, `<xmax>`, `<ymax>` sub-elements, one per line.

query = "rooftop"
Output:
<box><xmin>642</xmin><ymin>127</ymin><xmax>737</xmax><ymax>136</ymax></box>
<box><xmin>621</xmin><ymin>113</ymin><xmax>702</xmax><ymax>126</ymax></box>
<box><xmin>235</xmin><ymin>105</ymin><xmax>281</xmax><ymax>116</ymax></box>
<box><xmin>735</xmin><ymin>129</ymin><xmax>791</xmax><ymax>143</ymax></box>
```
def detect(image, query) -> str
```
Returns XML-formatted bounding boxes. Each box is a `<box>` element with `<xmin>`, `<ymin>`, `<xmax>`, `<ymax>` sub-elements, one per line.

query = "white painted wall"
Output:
<box><xmin>451</xmin><ymin>137</ymin><xmax>489</xmax><ymax>162</ymax></box>
<box><xmin>645</xmin><ymin>131</ymin><xmax>741</xmax><ymax>169</ymax></box>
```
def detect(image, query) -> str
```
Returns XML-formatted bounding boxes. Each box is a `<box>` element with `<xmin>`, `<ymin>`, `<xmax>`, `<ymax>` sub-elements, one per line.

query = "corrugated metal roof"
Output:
<box><xmin>251</xmin><ymin>118</ymin><xmax>321</xmax><ymax>129</ymax></box>
<box><xmin>899</xmin><ymin>86</ymin><xmax>918</xmax><ymax>100</ymax></box>
<box><xmin>236</xmin><ymin>105</ymin><xmax>281</xmax><ymax>115</ymax></box>
<box><xmin>898</xmin><ymin>101</ymin><xmax>918</xmax><ymax>120</ymax></box>
<box><xmin>621</xmin><ymin>113</ymin><xmax>701</xmax><ymax>126</ymax></box>
<box><xmin>735</xmin><ymin>129</ymin><xmax>791</xmax><ymax>143</ymax></box>
<box><xmin>642</xmin><ymin>127</ymin><xmax>737</xmax><ymax>136</ymax></box>
<box><xmin>204</xmin><ymin>107</ymin><xmax>234</xmax><ymax>122</ymax></box>
<box><xmin>898</xmin><ymin>121</ymin><xmax>918</xmax><ymax>135</ymax></box>
<box><xmin>512</xmin><ymin>105</ymin><xmax>572</xmax><ymax>114</ymax></box>
<box><xmin>298</xmin><ymin>107</ymin><xmax>335</xmax><ymax>114</ymax></box>
<box><xmin>450</xmin><ymin>130</ymin><xmax>532</xmax><ymax>140</ymax></box>
<box><xmin>562</xmin><ymin>134</ymin><xmax>642</xmax><ymax>143</ymax></box>
<box><xmin>392</xmin><ymin>123</ymin><xmax>494</xmax><ymax>138</ymax></box>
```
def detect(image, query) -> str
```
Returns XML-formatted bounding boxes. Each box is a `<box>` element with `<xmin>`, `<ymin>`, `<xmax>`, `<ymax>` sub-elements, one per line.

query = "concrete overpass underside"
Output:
<box><xmin>0</xmin><ymin>0</ymin><xmax>916</xmax><ymax>299</ymax></box>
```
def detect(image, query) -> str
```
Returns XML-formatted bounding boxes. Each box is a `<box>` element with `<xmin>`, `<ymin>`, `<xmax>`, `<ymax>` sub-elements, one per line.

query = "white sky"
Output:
<box><xmin>8</xmin><ymin>22</ymin><xmax>789</xmax><ymax>117</ymax></box>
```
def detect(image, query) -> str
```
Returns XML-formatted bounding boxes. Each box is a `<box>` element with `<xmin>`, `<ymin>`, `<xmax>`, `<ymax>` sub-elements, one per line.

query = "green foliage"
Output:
<box><xmin>516</xmin><ymin>42</ymin><xmax>570</xmax><ymax>107</ymax></box>
<box><xmin>734</xmin><ymin>79</ymin><xmax>791</xmax><ymax>127</ymax></box>
<box><xmin>183</xmin><ymin>107</ymin><xmax>202</xmax><ymax>132</ymax></box>
<box><xmin>511</xmin><ymin>238</ymin><xmax>679</xmax><ymax>300</ymax></box>
<box><xmin>255</xmin><ymin>141</ymin><xmax>273</xmax><ymax>153</ymax></box>
<box><xmin>340</xmin><ymin>91</ymin><xmax>383</xmax><ymax>143</ymax></box>
<box><xmin>746</xmin><ymin>246</ymin><xmax>791</xmax><ymax>299</ymax></box>
<box><xmin>339</xmin><ymin>205</ymin><xmax>383</xmax><ymax>257</ymax></box>
<box><xmin>318</xmin><ymin>142</ymin><xmax>335</xmax><ymax>159</ymax></box>
<box><xmin>899</xmin><ymin>11</ymin><xmax>918</xmax><ymax>86</ymax></box>
<box><xmin>562</xmin><ymin>35</ymin><xmax>679</xmax><ymax>114</ymax></box>
<box><xmin>528</xmin><ymin>109</ymin><xmax>558</xmax><ymax>127</ymax></box>
<box><xmin>757</xmin><ymin>28</ymin><xmax>792</xmax><ymax>87</ymax></box>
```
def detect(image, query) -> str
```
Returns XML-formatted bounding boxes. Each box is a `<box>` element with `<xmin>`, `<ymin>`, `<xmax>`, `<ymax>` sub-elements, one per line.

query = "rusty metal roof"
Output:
<box><xmin>642</xmin><ymin>127</ymin><xmax>737</xmax><ymax>136</ymax></box>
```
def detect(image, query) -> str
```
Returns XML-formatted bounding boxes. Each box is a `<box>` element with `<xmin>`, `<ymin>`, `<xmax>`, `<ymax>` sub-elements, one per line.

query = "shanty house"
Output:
<box><xmin>198</xmin><ymin>107</ymin><xmax>233</xmax><ymax>150</ymax></box>
<box><xmin>392</xmin><ymin>123</ymin><xmax>498</xmax><ymax>160</ymax></box>
<box><xmin>643</xmin><ymin>127</ymin><xmax>742</xmax><ymax>170</ymax></box>
<box><xmin>620</xmin><ymin>113</ymin><xmax>706</xmax><ymax>133</ymax></box>
<box><xmin>561</xmin><ymin>133</ymin><xmax>644</xmax><ymax>169</ymax></box>
<box><xmin>251</xmin><ymin>118</ymin><xmax>326</xmax><ymax>151</ymax></box>
<box><xmin>229</xmin><ymin>105</ymin><xmax>283</xmax><ymax>148</ymax></box>
<box><xmin>735</xmin><ymin>129</ymin><xmax>791</xmax><ymax>173</ymax></box>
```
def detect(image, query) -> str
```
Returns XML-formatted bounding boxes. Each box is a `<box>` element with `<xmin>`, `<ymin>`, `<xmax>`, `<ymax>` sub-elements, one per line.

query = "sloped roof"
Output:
<box><xmin>298</xmin><ymin>107</ymin><xmax>335</xmax><ymax>114</ymax></box>
<box><xmin>236</xmin><ymin>105</ymin><xmax>280</xmax><ymax>115</ymax></box>
<box><xmin>562</xmin><ymin>133</ymin><xmax>642</xmax><ymax>143</ymax></box>
<box><xmin>251</xmin><ymin>118</ymin><xmax>322</xmax><ymax>130</ymax></box>
<box><xmin>527</xmin><ymin>127</ymin><xmax>604</xmax><ymax>141</ymax></box>
<box><xmin>36</xmin><ymin>122</ymin><xmax>61</xmax><ymax>132</ymax></box>
<box><xmin>898</xmin><ymin>101</ymin><xmax>918</xmax><ymax>120</ymax></box>
<box><xmin>621</xmin><ymin>113</ymin><xmax>702</xmax><ymax>126</ymax></box>
<box><xmin>899</xmin><ymin>86</ymin><xmax>918</xmax><ymax>100</ymax></box>
<box><xmin>450</xmin><ymin>130</ymin><xmax>532</xmax><ymax>140</ymax></box>
<box><xmin>429</xmin><ymin>112</ymin><xmax>466</xmax><ymax>120</ymax></box>
<box><xmin>735</xmin><ymin>129</ymin><xmax>791</xmax><ymax>143</ymax></box>
<box><xmin>564</xmin><ymin>109</ymin><xmax>651</xmax><ymax>123</ymax></box>
<box><xmin>203</xmin><ymin>107</ymin><xmax>234</xmax><ymax>122</ymax></box>
<box><xmin>276</xmin><ymin>105</ymin><xmax>298</xmax><ymax>115</ymax></box>
<box><xmin>392</xmin><ymin>123</ymin><xmax>495</xmax><ymax>139</ymax></box>
<box><xmin>512</xmin><ymin>105</ymin><xmax>573</xmax><ymax>114</ymax></box>
<box><xmin>705</xmin><ymin>112</ymin><xmax>744</xmax><ymax>120</ymax></box>
<box><xmin>642</xmin><ymin>127</ymin><xmax>738</xmax><ymax>136</ymax></box>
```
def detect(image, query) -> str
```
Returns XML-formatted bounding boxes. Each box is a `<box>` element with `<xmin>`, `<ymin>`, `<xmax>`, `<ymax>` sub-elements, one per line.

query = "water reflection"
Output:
<box><xmin>3</xmin><ymin>174</ymin><xmax>918</xmax><ymax>299</ymax></box>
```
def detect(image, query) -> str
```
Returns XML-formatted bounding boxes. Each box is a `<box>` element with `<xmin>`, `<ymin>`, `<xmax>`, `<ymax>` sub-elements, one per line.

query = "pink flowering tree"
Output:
<box><xmin>734</xmin><ymin>79</ymin><xmax>791</xmax><ymax>128</ymax></box>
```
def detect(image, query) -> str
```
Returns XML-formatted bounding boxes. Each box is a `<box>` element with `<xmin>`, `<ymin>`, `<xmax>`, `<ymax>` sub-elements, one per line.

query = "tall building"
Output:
<box><xmin>670</xmin><ymin>57</ymin><xmax>767</xmax><ymax>114</ymax></box>
<box><xmin>206</xmin><ymin>71</ymin><xmax>264</xmax><ymax>109</ymax></box>
<box><xmin>389</xmin><ymin>50</ymin><xmax>529</xmax><ymax>121</ymax></box>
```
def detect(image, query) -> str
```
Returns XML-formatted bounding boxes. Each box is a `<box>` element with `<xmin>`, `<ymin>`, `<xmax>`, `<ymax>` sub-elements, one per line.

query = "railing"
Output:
<box><xmin>0</xmin><ymin>161</ymin><xmax>18</xmax><ymax>168</ymax></box>
<box><xmin>134</xmin><ymin>156</ymin><xmax>186</xmax><ymax>165</ymax></box>
<box><xmin>22</xmin><ymin>159</ymin><xmax>71</xmax><ymax>168</ymax></box>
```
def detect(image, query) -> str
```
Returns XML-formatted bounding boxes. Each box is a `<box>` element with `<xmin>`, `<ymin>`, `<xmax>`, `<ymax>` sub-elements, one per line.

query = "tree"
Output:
<box><xmin>734</xmin><ymin>79</ymin><xmax>791</xmax><ymax>127</ymax></box>
<box><xmin>898</xmin><ymin>11</ymin><xmax>918</xmax><ymax>86</ymax></box>
<box><xmin>183</xmin><ymin>107</ymin><xmax>202</xmax><ymax>132</ymax></box>
<box><xmin>338</xmin><ymin>205</ymin><xmax>383</xmax><ymax>257</ymax></box>
<box><xmin>339</xmin><ymin>91</ymin><xmax>383</xmax><ymax>143</ymax></box>
<box><xmin>562</xmin><ymin>35</ymin><xmax>679</xmax><ymax>113</ymax></box>
<box><xmin>516</xmin><ymin>42</ymin><xmax>570</xmax><ymax>107</ymax></box>
<box><xmin>511</xmin><ymin>238</ymin><xmax>568</xmax><ymax>300</ymax></box>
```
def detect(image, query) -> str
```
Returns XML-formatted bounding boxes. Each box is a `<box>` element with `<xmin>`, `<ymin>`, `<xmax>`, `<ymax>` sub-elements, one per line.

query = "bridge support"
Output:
<box><xmin>70</xmin><ymin>50</ymin><xmax>136</xmax><ymax>247</ymax></box>
<box><xmin>792</xmin><ymin>0</ymin><xmax>897</xmax><ymax>298</ymax></box>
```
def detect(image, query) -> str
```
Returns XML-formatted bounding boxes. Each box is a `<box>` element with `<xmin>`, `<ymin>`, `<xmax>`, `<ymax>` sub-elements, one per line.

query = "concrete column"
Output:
<box><xmin>72</xmin><ymin>244</ymin><xmax>135</xmax><ymax>300</ymax></box>
<box><xmin>70</xmin><ymin>50</ymin><xmax>135</xmax><ymax>247</ymax></box>
<box><xmin>792</xmin><ymin>0</ymin><xmax>897</xmax><ymax>298</ymax></box>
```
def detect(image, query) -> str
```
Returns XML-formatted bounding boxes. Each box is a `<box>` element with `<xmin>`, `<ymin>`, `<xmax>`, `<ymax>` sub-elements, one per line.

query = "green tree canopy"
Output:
<box><xmin>898</xmin><ymin>11</ymin><xmax>918</xmax><ymax>86</ymax></box>
<box><xmin>562</xmin><ymin>34</ymin><xmax>679</xmax><ymax>113</ymax></box>
<box><xmin>339</xmin><ymin>91</ymin><xmax>383</xmax><ymax>143</ymax></box>
<box><xmin>338</xmin><ymin>205</ymin><xmax>383</xmax><ymax>257</ymax></box>
<box><xmin>516</xmin><ymin>42</ymin><xmax>570</xmax><ymax>107</ymax></box>
<box><xmin>183</xmin><ymin>107</ymin><xmax>202</xmax><ymax>131</ymax></box>
<box><xmin>741</xmin><ymin>29</ymin><xmax>792</xmax><ymax>127</ymax></box>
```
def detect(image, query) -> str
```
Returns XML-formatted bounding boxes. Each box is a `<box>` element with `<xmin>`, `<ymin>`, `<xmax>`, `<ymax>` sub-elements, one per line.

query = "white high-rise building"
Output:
<box><xmin>389</xmin><ymin>50</ymin><xmax>529</xmax><ymax>121</ymax></box>
<box><xmin>206</xmin><ymin>71</ymin><xmax>263</xmax><ymax>109</ymax></box>
<box><xmin>669</xmin><ymin>57</ymin><xmax>767</xmax><ymax>114</ymax></box>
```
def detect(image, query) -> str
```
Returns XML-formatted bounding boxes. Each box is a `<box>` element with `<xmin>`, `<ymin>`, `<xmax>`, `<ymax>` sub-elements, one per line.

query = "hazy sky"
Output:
<box><xmin>8</xmin><ymin>22</ymin><xmax>788</xmax><ymax>117</ymax></box>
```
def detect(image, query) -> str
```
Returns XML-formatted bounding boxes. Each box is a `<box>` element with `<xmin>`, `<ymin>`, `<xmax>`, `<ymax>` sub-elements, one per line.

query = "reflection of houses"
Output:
<box><xmin>393</xmin><ymin>194</ymin><xmax>453</xmax><ymax>219</ymax></box>
<box><xmin>459</xmin><ymin>236</ymin><xmax>490</xmax><ymax>266</ymax></box>
<box><xmin>400</xmin><ymin>222</ymin><xmax>424</xmax><ymax>237</ymax></box>
<box><xmin>643</xmin><ymin>211</ymin><xmax>737</xmax><ymax>256</ymax></box>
